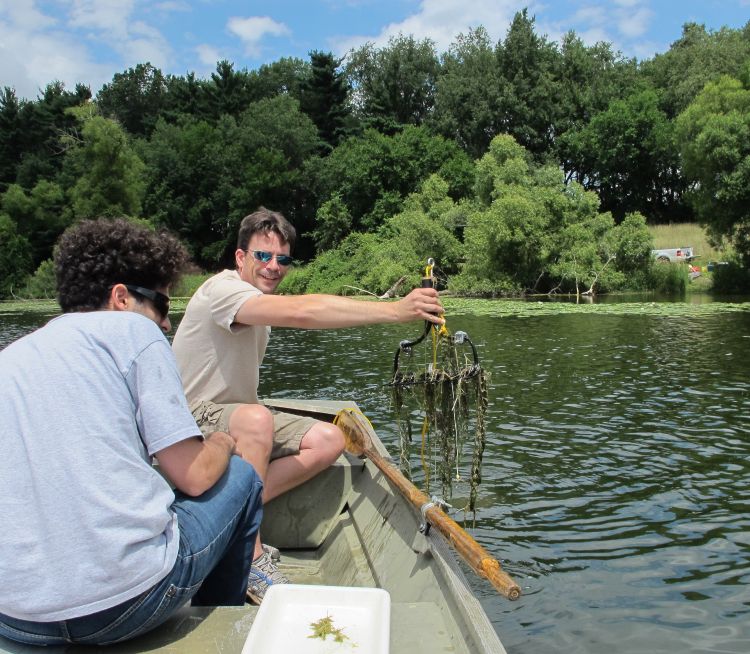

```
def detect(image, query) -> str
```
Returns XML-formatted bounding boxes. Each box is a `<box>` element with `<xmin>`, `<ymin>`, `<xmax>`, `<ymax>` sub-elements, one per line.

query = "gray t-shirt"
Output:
<box><xmin>0</xmin><ymin>311</ymin><xmax>200</xmax><ymax>621</ymax></box>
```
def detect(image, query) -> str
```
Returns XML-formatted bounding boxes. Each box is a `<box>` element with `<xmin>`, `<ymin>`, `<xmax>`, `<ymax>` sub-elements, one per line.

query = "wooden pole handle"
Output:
<box><xmin>336</xmin><ymin>409</ymin><xmax>521</xmax><ymax>601</ymax></box>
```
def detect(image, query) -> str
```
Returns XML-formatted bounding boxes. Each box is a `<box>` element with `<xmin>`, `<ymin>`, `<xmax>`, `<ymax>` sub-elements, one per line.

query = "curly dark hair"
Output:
<box><xmin>237</xmin><ymin>207</ymin><xmax>296</xmax><ymax>252</ymax></box>
<box><xmin>55</xmin><ymin>218</ymin><xmax>189</xmax><ymax>313</ymax></box>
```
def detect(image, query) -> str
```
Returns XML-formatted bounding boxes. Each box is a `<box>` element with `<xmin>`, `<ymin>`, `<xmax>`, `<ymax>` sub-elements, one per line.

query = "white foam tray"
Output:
<box><xmin>242</xmin><ymin>584</ymin><xmax>390</xmax><ymax>653</ymax></box>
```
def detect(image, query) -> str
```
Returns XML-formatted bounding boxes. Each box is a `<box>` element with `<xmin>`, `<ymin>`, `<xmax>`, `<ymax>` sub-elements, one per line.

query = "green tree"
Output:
<box><xmin>0</xmin><ymin>87</ymin><xmax>25</xmax><ymax>190</ymax></box>
<box><xmin>1</xmin><ymin>180</ymin><xmax>69</xmax><ymax>265</ymax></box>
<box><xmin>64</xmin><ymin>115</ymin><xmax>146</xmax><ymax>219</ymax></box>
<box><xmin>559</xmin><ymin>89</ymin><xmax>685</xmax><ymax>222</ymax></box>
<box><xmin>227</xmin><ymin>95</ymin><xmax>321</xmax><ymax>243</ymax></box>
<box><xmin>20</xmin><ymin>258</ymin><xmax>57</xmax><ymax>299</ymax></box>
<box><xmin>346</xmin><ymin>35</ymin><xmax>440</xmax><ymax>131</ymax></box>
<box><xmin>280</xmin><ymin>231</ymin><xmax>422</xmax><ymax>296</ymax></box>
<box><xmin>496</xmin><ymin>9</ymin><xmax>561</xmax><ymax>158</ymax></box>
<box><xmin>675</xmin><ymin>72</ymin><xmax>750</xmax><ymax>264</ymax></box>
<box><xmin>554</xmin><ymin>33</ymin><xmax>639</xmax><ymax>144</ymax></box>
<box><xmin>382</xmin><ymin>175</ymin><xmax>463</xmax><ymax>272</ymax></box>
<box><xmin>610</xmin><ymin>211</ymin><xmax>654</xmax><ymax>273</ymax></box>
<box><xmin>163</xmin><ymin>72</ymin><xmax>212</xmax><ymax>121</ymax></box>
<box><xmin>456</xmin><ymin>134</ymin><xmax>645</xmax><ymax>296</ymax></box>
<box><xmin>642</xmin><ymin>21</ymin><xmax>750</xmax><ymax>118</ymax></box>
<box><xmin>13</xmin><ymin>81</ymin><xmax>91</xmax><ymax>188</ymax></box>
<box><xmin>312</xmin><ymin>193</ymin><xmax>352</xmax><ymax>251</ymax></box>
<box><xmin>0</xmin><ymin>214</ymin><xmax>33</xmax><ymax>298</ymax></box>
<box><xmin>139</xmin><ymin>116</ymin><xmax>227</xmax><ymax>263</ymax></box>
<box><xmin>312</xmin><ymin>125</ymin><xmax>473</xmax><ymax>244</ymax></box>
<box><xmin>432</xmin><ymin>27</ymin><xmax>507</xmax><ymax>158</ymax></box>
<box><xmin>96</xmin><ymin>63</ymin><xmax>168</xmax><ymax>137</ymax></box>
<box><xmin>247</xmin><ymin>57</ymin><xmax>309</xmax><ymax>101</ymax></box>
<box><xmin>141</xmin><ymin>96</ymin><xmax>319</xmax><ymax>266</ymax></box>
<box><xmin>299</xmin><ymin>51</ymin><xmax>353</xmax><ymax>150</ymax></box>
<box><xmin>547</xmin><ymin>211</ymin><xmax>625</xmax><ymax>296</ymax></box>
<box><xmin>205</xmin><ymin>60</ymin><xmax>253</xmax><ymax>119</ymax></box>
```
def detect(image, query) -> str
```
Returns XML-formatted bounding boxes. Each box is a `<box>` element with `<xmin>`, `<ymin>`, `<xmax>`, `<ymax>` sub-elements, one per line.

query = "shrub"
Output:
<box><xmin>276</xmin><ymin>265</ymin><xmax>314</xmax><ymax>295</ymax></box>
<box><xmin>448</xmin><ymin>271</ymin><xmax>522</xmax><ymax>297</ymax></box>
<box><xmin>172</xmin><ymin>272</ymin><xmax>211</xmax><ymax>298</ymax></box>
<box><xmin>711</xmin><ymin>260</ymin><xmax>750</xmax><ymax>294</ymax></box>
<box><xmin>19</xmin><ymin>259</ymin><xmax>57</xmax><ymax>299</ymax></box>
<box><xmin>0</xmin><ymin>215</ymin><xmax>34</xmax><ymax>299</ymax></box>
<box><xmin>644</xmin><ymin>262</ymin><xmax>688</xmax><ymax>295</ymax></box>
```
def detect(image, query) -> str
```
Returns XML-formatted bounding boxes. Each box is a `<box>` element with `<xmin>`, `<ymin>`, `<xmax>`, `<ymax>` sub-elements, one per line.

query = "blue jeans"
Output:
<box><xmin>0</xmin><ymin>456</ymin><xmax>262</xmax><ymax>647</ymax></box>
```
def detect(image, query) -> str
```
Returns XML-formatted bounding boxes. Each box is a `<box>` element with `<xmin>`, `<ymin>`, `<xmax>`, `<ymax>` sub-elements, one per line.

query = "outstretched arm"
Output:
<box><xmin>234</xmin><ymin>287</ymin><xmax>444</xmax><ymax>329</ymax></box>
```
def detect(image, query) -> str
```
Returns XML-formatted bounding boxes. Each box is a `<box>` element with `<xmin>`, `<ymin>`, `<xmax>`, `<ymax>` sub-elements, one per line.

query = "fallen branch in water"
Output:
<box><xmin>379</xmin><ymin>275</ymin><xmax>407</xmax><ymax>299</ymax></box>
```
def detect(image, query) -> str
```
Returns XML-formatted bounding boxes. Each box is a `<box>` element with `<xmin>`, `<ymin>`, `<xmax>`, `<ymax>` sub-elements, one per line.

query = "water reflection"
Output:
<box><xmin>257</xmin><ymin>312</ymin><xmax>750</xmax><ymax>654</ymax></box>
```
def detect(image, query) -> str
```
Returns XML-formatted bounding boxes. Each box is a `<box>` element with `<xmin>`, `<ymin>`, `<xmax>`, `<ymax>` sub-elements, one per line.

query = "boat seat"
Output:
<box><xmin>261</xmin><ymin>451</ymin><xmax>362</xmax><ymax>549</ymax></box>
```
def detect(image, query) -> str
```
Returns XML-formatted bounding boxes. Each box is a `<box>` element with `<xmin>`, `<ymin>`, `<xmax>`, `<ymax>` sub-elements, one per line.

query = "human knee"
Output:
<box><xmin>229</xmin><ymin>404</ymin><xmax>274</xmax><ymax>452</ymax></box>
<box><xmin>303</xmin><ymin>422</ymin><xmax>346</xmax><ymax>463</ymax></box>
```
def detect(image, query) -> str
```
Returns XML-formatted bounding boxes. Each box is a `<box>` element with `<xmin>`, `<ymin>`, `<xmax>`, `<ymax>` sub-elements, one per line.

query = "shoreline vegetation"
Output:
<box><xmin>4</xmin><ymin>294</ymin><xmax>749</xmax><ymax>321</ymax></box>
<box><xmin>4</xmin><ymin>220</ymin><xmax>732</xmax><ymax>305</ymax></box>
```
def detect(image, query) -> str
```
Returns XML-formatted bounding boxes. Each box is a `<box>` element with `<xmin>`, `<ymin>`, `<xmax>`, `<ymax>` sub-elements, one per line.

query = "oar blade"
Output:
<box><xmin>333</xmin><ymin>408</ymin><xmax>372</xmax><ymax>457</ymax></box>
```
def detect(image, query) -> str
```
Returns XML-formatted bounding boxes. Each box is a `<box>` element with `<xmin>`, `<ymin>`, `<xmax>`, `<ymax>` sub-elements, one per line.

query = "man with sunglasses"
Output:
<box><xmin>173</xmin><ymin>207</ymin><xmax>444</xmax><ymax>603</ymax></box>
<box><xmin>0</xmin><ymin>219</ymin><xmax>265</xmax><ymax>647</ymax></box>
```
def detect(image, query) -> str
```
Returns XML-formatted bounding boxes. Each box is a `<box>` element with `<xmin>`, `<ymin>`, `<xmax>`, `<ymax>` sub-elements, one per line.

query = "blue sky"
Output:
<box><xmin>1</xmin><ymin>0</ymin><xmax>749</xmax><ymax>101</ymax></box>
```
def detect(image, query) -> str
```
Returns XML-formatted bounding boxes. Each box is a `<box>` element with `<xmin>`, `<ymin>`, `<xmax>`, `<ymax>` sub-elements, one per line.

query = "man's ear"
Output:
<box><xmin>235</xmin><ymin>248</ymin><xmax>246</xmax><ymax>270</ymax></box>
<box><xmin>107</xmin><ymin>283</ymin><xmax>130</xmax><ymax>312</ymax></box>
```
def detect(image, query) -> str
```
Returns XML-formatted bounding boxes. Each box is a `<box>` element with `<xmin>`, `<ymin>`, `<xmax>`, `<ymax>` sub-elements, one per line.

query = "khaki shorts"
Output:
<box><xmin>189</xmin><ymin>400</ymin><xmax>318</xmax><ymax>460</ymax></box>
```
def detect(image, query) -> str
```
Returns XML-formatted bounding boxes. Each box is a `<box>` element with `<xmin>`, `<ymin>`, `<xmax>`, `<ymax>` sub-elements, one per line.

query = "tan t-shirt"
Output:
<box><xmin>173</xmin><ymin>269</ymin><xmax>270</xmax><ymax>405</ymax></box>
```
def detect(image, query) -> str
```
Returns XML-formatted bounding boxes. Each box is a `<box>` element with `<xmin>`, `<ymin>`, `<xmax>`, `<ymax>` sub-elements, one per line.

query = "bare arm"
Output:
<box><xmin>234</xmin><ymin>287</ymin><xmax>444</xmax><ymax>329</ymax></box>
<box><xmin>155</xmin><ymin>431</ymin><xmax>236</xmax><ymax>497</ymax></box>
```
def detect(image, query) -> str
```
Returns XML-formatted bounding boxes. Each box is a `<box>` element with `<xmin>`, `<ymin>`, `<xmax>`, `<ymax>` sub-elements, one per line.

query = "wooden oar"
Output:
<box><xmin>334</xmin><ymin>408</ymin><xmax>521</xmax><ymax>601</ymax></box>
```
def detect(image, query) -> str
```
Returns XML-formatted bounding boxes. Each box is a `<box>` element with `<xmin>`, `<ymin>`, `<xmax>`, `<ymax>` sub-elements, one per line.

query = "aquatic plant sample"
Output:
<box><xmin>308</xmin><ymin>614</ymin><xmax>350</xmax><ymax>643</ymax></box>
<box><xmin>391</xmin><ymin>324</ymin><xmax>489</xmax><ymax>515</ymax></box>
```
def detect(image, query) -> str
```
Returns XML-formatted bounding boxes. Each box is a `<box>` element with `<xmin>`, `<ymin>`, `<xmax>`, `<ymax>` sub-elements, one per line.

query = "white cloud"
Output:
<box><xmin>0</xmin><ymin>21</ymin><xmax>112</xmax><ymax>99</ymax></box>
<box><xmin>0</xmin><ymin>0</ymin><xmax>57</xmax><ymax>31</ymax></box>
<box><xmin>572</xmin><ymin>6</ymin><xmax>608</xmax><ymax>25</ymax></box>
<box><xmin>629</xmin><ymin>39</ymin><xmax>661</xmax><ymax>60</ymax></box>
<box><xmin>0</xmin><ymin>0</ymin><xmax>174</xmax><ymax>99</ymax></box>
<box><xmin>116</xmin><ymin>21</ymin><xmax>172</xmax><ymax>68</ymax></box>
<box><xmin>152</xmin><ymin>1</ymin><xmax>191</xmax><ymax>12</ymax></box>
<box><xmin>68</xmin><ymin>0</ymin><xmax>136</xmax><ymax>40</ymax></box>
<box><xmin>574</xmin><ymin>27</ymin><xmax>612</xmax><ymax>46</ymax></box>
<box><xmin>539</xmin><ymin>1</ymin><xmax>655</xmax><ymax>56</ymax></box>
<box><xmin>68</xmin><ymin>0</ymin><xmax>172</xmax><ymax>67</ymax></box>
<box><xmin>227</xmin><ymin>15</ymin><xmax>291</xmax><ymax>57</ymax></box>
<box><xmin>332</xmin><ymin>0</ymin><xmax>533</xmax><ymax>56</ymax></box>
<box><xmin>616</xmin><ymin>6</ymin><xmax>652</xmax><ymax>38</ymax></box>
<box><xmin>196</xmin><ymin>43</ymin><xmax>222</xmax><ymax>66</ymax></box>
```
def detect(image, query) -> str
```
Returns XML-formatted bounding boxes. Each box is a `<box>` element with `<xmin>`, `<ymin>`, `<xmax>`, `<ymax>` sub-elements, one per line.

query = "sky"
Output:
<box><xmin>1</xmin><ymin>0</ymin><xmax>749</xmax><ymax>101</ymax></box>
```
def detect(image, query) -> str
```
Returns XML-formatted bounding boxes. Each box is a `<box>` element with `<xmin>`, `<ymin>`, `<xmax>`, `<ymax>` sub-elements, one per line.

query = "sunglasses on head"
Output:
<box><xmin>124</xmin><ymin>284</ymin><xmax>170</xmax><ymax>320</ymax></box>
<box><xmin>249</xmin><ymin>250</ymin><xmax>294</xmax><ymax>267</ymax></box>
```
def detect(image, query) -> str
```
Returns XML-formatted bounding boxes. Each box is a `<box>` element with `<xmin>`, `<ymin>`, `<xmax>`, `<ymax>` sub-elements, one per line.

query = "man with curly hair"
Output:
<box><xmin>0</xmin><ymin>218</ymin><xmax>265</xmax><ymax>647</ymax></box>
<box><xmin>173</xmin><ymin>207</ymin><xmax>444</xmax><ymax>603</ymax></box>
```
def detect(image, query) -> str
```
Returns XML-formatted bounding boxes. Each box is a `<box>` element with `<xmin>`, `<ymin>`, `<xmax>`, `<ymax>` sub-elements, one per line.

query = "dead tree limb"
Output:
<box><xmin>379</xmin><ymin>275</ymin><xmax>407</xmax><ymax>299</ymax></box>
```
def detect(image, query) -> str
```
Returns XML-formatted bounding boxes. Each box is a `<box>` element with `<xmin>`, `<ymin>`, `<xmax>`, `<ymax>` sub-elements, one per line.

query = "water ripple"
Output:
<box><xmin>4</xmin><ymin>305</ymin><xmax>750</xmax><ymax>654</ymax></box>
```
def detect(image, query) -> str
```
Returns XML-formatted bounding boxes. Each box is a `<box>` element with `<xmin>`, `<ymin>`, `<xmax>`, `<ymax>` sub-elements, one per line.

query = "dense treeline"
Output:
<box><xmin>1</xmin><ymin>10</ymin><xmax>749</xmax><ymax>298</ymax></box>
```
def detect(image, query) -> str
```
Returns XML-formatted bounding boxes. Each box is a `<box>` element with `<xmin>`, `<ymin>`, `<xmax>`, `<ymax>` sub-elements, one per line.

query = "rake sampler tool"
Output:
<box><xmin>390</xmin><ymin>259</ymin><xmax>489</xmax><ymax>515</ymax></box>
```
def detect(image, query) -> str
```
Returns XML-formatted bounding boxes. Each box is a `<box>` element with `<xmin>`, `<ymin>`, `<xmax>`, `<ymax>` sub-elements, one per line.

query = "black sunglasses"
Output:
<box><xmin>249</xmin><ymin>250</ymin><xmax>294</xmax><ymax>267</ymax></box>
<box><xmin>124</xmin><ymin>284</ymin><xmax>170</xmax><ymax>320</ymax></box>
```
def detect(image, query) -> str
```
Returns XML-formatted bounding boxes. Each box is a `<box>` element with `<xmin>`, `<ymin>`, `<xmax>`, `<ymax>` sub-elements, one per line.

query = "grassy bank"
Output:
<box><xmin>648</xmin><ymin>222</ymin><xmax>729</xmax><ymax>262</ymax></box>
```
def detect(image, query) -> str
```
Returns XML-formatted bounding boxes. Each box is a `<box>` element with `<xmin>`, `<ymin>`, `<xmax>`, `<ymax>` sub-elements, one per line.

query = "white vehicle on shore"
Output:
<box><xmin>651</xmin><ymin>246</ymin><xmax>698</xmax><ymax>263</ymax></box>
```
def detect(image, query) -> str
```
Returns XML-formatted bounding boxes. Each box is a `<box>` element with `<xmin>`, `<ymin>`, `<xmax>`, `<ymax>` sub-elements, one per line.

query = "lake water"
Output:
<box><xmin>2</xmin><ymin>300</ymin><xmax>749</xmax><ymax>653</ymax></box>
